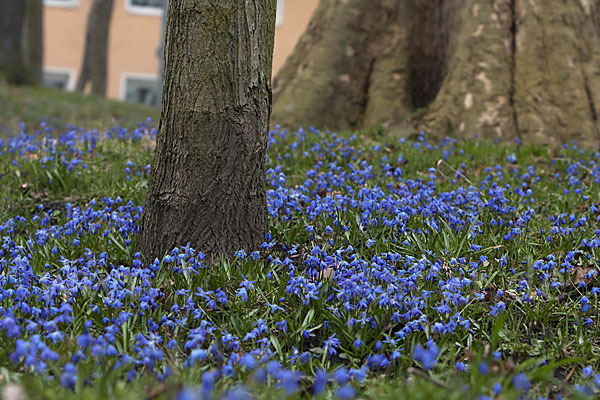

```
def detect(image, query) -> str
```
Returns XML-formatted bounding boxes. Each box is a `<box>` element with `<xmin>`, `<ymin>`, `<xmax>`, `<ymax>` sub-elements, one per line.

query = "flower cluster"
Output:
<box><xmin>0</xmin><ymin>123</ymin><xmax>598</xmax><ymax>398</ymax></box>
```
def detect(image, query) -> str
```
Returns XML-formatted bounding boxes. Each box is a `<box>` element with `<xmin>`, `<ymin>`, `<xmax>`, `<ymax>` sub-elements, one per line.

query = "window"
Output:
<box><xmin>122</xmin><ymin>74</ymin><xmax>159</xmax><ymax>106</ymax></box>
<box><xmin>126</xmin><ymin>0</ymin><xmax>165</xmax><ymax>16</ymax></box>
<box><xmin>44</xmin><ymin>0</ymin><xmax>78</xmax><ymax>7</ymax></box>
<box><xmin>131</xmin><ymin>0</ymin><xmax>164</xmax><ymax>6</ymax></box>
<box><xmin>276</xmin><ymin>0</ymin><xmax>284</xmax><ymax>28</ymax></box>
<box><xmin>42</xmin><ymin>68</ymin><xmax>75</xmax><ymax>91</ymax></box>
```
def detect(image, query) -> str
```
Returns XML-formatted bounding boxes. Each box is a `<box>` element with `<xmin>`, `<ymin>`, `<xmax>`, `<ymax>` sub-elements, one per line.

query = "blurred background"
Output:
<box><xmin>43</xmin><ymin>0</ymin><xmax>317</xmax><ymax>106</ymax></box>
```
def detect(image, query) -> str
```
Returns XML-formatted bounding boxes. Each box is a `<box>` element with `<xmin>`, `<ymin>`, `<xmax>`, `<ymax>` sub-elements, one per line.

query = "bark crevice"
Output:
<box><xmin>407</xmin><ymin>0</ymin><xmax>452</xmax><ymax>108</ymax></box>
<box><xmin>583</xmin><ymin>70</ymin><xmax>598</xmax><ymax>123</ymax></box>
<box><xmin>508</xmin><ymin>0</ymin><xmax>521</xmax><ymax>140</ymax></box>
<box><xmin>356</xmin><ymin>57</ymin><xmax>376</xmax><ymax>129</ymax></box>
<box><xmin>581</xmin><ymin>67</ymin><xmax>600</xmax><ymax>139</ymax></box>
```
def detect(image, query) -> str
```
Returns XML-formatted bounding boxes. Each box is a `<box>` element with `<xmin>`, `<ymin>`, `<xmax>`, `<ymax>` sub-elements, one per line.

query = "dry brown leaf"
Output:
<box><xmin>318</xmin><ymin>267</ymin><xmax>335</xmax><ymax>281</ymax></box>
<box><xmin>573</xmin><ymin>266</ymin><xmax>597</xmax><ymax>287</ymax></box>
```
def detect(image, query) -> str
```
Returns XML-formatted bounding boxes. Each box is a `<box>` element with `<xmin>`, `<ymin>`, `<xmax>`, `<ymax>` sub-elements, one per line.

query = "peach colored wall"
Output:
<box><xmin>273</xmin><ymin>0</ymin><xmax>319</xmax><ymax>75</ymax></box>
<box><xmin>43</xmin><ymin>0</ymin><xmax>91</xmax><ymax>86</ymax></box>
<box><xmin>107</xmin><ymin>0</ymin><xmax>162</xmax><ymax>99</ymax></box>
<box><xmin>43</xmin><ymin>0</ymin><xmax>318</xmax><ymax>100</ymax></box>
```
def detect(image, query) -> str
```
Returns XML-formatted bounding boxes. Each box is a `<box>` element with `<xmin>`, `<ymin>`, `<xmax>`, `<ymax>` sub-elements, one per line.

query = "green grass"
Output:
<box><xmin>0</xmin><ymin>90</ymin><xmax>599</xmax><ymax>399</ymax></box>
<box><xmin>0</xmin><ymin>82</ymin><xmax>159</xmax><ymax>136</ymax></box>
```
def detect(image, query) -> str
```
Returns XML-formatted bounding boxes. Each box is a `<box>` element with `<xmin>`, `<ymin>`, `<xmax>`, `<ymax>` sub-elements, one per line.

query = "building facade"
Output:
<box><xmin>42</xmin><ymin>0</ymin><xmax>318</xmax><ymax>105</ymax></box>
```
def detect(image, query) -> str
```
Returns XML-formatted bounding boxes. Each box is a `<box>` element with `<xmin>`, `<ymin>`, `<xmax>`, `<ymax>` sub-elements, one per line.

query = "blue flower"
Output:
<box><xmin>512</xmin><ymin>373</ymin><xmax>530</xmax><ymax>391</ymax></box>
<box><xmin>238</xmin><ymin>354</ymin><xmax>255</xmax><ymax>370</ymax></box>
<box><xmin>201</xmin><ymin>370</ymin><xmax>218</xmax><ymax>398</ymax></box>
<box><xmin>275</xmin><ymin>319</ymin><xmax>288</xmax><ymax>333</ymax></box>
<box><xmin>479</xmin><ymin>362</ymin><xmax>490</xmax><ymax>375</ymax></box>
<box><xmin>335</xmin><ymin>385</ymin><xmax>356</xmax><ymax>399</ymax></box>
<box><xmin>350</xmin><ymin>367</ymin><xmax>366</xmax><ymax>382</ymax></box>
<box><xmin>233</xmin><ymin>249</ymin><xmax>247</xmax><ymax>260</ymax></box>
<box><xmin>332</xmin><ymin>367</ymin><xmax>350</xmax><ymax>384</ymax></box>
<box><xmin>184</xmin><ymin>349</ymin><xmax>208</xmax><ymax>368</ymax></box>
<box><xmin>298</xmin><ymin>351</ymin><xmax>311</xmax><ymax>364</ymax></box>
<box><xmin>2</xmin><ymin>316</ymin><xmax>21</xmax><ymax>338</ymax></box>
<box><xmin>323</xmin><ymin>334</ymin><xmax>340</xmax><ymax>356</ymax></box>
<box><xmin>489</xmin><ymin>301</ymin><xmax>506</xmax><ymax>317</ymax></box>
<box><xmin>413</xmin><ymin>343</ymin><xmax>439</xmax><ymax>370</ymax></box>
<box><xmin>60</xmin><ymin>362</ymin><xmax>77</xmax><ymax>390</ymax></box>
<box><xmin>253</xmin><ymin>368</ymin><xmax>267</xmax><ymax>384</ymax></box>
<box><xmin>266</xmin><ymin>360</ymin><xmax>282</xmax><ymax>378</ymax></box>
<box><xmin>278</xmin><ymin>370</ymin><xmax>303</xmax><ymax>395</ymax></box>
<box><xmin>176</xmin><ymin>388</ymin><xmax>199</xmax><ymax>400</ymax></box>
<box><xmin>581</xmin><ymin>296</ymin><xmax>591</xmax><ymax>312</ymax></box>
<box><xmin>77</xmin><ymin>333</ymin><xmax>93</xmax><ymax>349</ymax></box>
<box><xmin>235</xmin><ymin>287</ymin><xmax>248</xmax><ymax>303</ymax></box>
<box><xmin>492</xmin><ymin>383</ymin><xmax>502</xmax><ymax>395</ymax></box>
<box><xmin>312</xmin><ymin>369</ymin><xmax>329</xmax><ymax>395</ymax></box>
<box><xmin>575</xmin><ymin>384</ymin><xmax>594</xmax><ymax>395</ymax></box>
<box><xmin>223</xmin><ymin>385</ymin><xmax>251</xmax><ymax>400</ymax></box>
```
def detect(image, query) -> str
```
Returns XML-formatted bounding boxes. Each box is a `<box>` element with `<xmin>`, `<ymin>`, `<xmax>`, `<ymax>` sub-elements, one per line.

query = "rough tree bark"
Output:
<box><xmin>0</xmin><ymin>0</ymin><xmax>43</xmax><ymax>85</ymax></box>
<box><xmin>272</xmin><ymin>0</ymin><xmax>600</xmax><ymax>147</ymax></box>
<box><xmin>154</xmin><ymin>0</ymin><xmax>168</xmax><ymax>109</ymax></box>
<box><xmin>76</xmin><ymin>0</ymin><xmax>114</xmax><ymax>96</ymax></box>
<box><xmin>139</xmin><ymin>0</ymin><xmax>276</xmax><ymax>260</ymax></box>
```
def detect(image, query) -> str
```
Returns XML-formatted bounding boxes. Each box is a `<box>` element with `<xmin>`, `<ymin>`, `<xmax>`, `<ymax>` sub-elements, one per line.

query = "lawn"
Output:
<box><xmin>0</xmin><ymin>92</ymin><xmax>599</xmax><ymax>399</ymax></box>
<box><xmin>0</xmin><ymin>82</ymin><xmax>159</xmax><ymax>137</ymax></box>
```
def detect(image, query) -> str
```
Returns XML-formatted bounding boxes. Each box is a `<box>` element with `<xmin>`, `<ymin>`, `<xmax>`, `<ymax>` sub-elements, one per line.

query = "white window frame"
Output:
<box><xmin>125</xmin><ymin>0</ymin><xmax>164</xmax><ymax>17</ymax></box>
<box><xmin>276</xmin><ymin>0</ymin><xmax>284</xmax><ymax>28</ymax></box>
<box><xmin>120</xmin><ymin>72</ymin><xmax>159</xmax><ymax>104</ymax></box>
<box><xmin>44</xmin><ymin>0</ymin><xmax>79</xmax><ymax>8</ymax></box>
<box><xmin>42</xmin><ymin>67</ymin><xmax>76</xmax><ymax>91</ymax></box>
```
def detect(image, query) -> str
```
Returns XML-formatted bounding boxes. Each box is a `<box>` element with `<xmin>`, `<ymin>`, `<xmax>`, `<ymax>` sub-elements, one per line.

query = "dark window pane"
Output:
<box><xmin>130</xmin><ymin>0</ymin><xmax>164</xmax><ymax>8</ymax></box>
<box><xmin>42</xmin><ymin>72</ymin><xmax>70</xmax><ymax>90</ymax></box>
<box><xmin>125</xmin><ymin>77</ymin><xmax>158</xmax><ymax>106</ymax></box>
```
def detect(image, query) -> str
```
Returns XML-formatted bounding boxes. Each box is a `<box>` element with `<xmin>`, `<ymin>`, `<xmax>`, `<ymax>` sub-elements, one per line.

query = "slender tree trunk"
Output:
<box><xmin>0</xmin><ymin>0</ymin><xmax>43</xmax><ymax>85</ymax></box>
<box><xmin>272</xmin><ymin>0</ymin><xmax>600</xmax><ymax>147</ymax></box>
<box><xmin>23</xmin><ymin>0</ymin><xmax>43</xmax><ymax>84</ymax></box>
<box><xmin>76</xmin><ymin>0</ymin><xmax>114</xmax><ymax>96</ymax></box>
<box><xmin>139</xmin><ymin>0</ymin><xmax>276</xmax><ymax>260</ymax></box>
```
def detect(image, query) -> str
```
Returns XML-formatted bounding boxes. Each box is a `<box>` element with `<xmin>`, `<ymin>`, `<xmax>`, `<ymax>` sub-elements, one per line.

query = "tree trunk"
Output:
<box><xmin>76</xmin><ymin>0</ymin><xmax>114</xmax><ymax>96</ymax></box>
<box><xmin>154</xmin><ymin>0</ymin><xmax>168</xmax><ymax>109</ymax></box>
<box><xmin>272</xmin><ymin>0</ymin><xmax>600</xmax><ymax>147</ymax></box>
<box><xmin>0</xmin><ymin>0</ymin><xmax>43</xmax><ymax>85</ymax></box>
<box><xmin>139</xmin><ymin>0</ymin><xmax>276</xmax><ymax>260</ymax></box>
<box><xmin>272</xmin><ymin>0</ymin><xmax>414</xmax><ymax>130</ymax></box>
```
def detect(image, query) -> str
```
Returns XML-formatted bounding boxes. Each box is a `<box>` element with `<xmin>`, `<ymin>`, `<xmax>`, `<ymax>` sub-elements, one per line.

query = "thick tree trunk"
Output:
<box><xmin>0</xmin><ymin>0</ymin><xmax>43</xmax><ymax>85</ymax></box>
<box><xmin>272</xmin><ymin>0</ymin><xmax>414</xmax><ymax>131</ymax></box>
<box><xmin>139</xmin><ymin>0</ymin><xmax>276</xmax><ymax>260</ymax></box>
<box><xmin>272</xmin><ymin>0</ymin><xmax>600</xmax><ymax>147</ymax></box>
<box><xmin>76</xmin><ymin>0</ymin><xmax>114</xmax><ymax>96</ymax></box>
